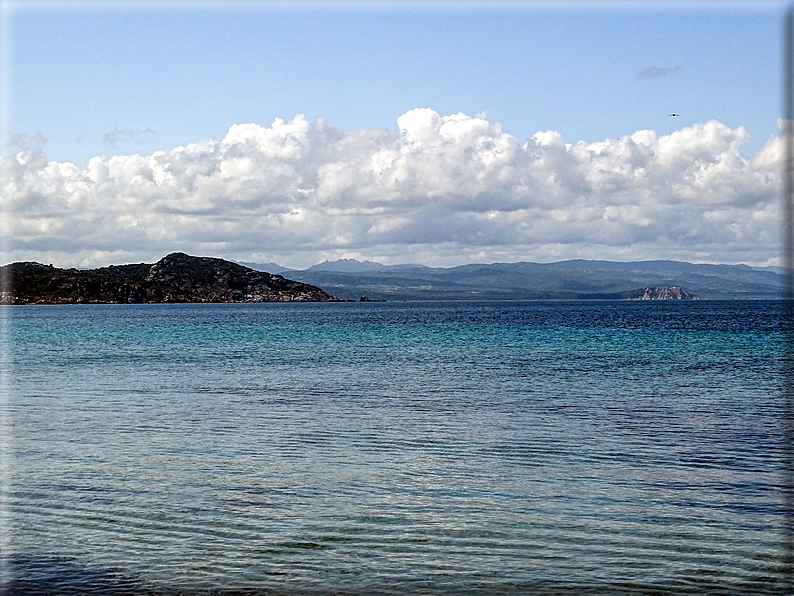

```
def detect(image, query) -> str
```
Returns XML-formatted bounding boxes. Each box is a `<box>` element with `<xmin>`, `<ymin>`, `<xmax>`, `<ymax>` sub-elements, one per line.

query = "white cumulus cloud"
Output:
<box><xmin>0</xmin><ymin>109</ymin><xmax>782</xmax><ymax>268</ymax></box>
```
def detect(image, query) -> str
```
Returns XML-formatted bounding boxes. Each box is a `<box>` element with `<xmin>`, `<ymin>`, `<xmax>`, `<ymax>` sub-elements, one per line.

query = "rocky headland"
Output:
<box><xmin>0</xmin><ymin>253</ymin><xmax>338</xmax><ymax>304</ymax></box>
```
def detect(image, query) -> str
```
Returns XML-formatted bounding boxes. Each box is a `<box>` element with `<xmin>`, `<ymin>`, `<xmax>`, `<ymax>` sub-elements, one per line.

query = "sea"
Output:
<box><xmin>0</xmin><ymin>300</ymin><xmax>789</xmax><ymax>595</ymax></box>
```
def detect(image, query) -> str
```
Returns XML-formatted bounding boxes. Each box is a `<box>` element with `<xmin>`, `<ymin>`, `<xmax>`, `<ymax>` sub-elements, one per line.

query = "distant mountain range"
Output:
<box><xmin>240</xmin><ymin>258</ymin><xmax>786</xmax><ymax>301</ymax></box>
<box><xmin>2</xmin><ymin>254</ymin><xmax>785</xmax><ymax>304</ymax></box>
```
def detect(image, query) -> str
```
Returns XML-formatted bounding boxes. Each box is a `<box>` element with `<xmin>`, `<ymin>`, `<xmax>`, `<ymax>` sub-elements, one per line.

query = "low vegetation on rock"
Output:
<box><xmin>0</xmin><ymin>253</ymin><xmax>338</xmax><ymax>304</ymax></box>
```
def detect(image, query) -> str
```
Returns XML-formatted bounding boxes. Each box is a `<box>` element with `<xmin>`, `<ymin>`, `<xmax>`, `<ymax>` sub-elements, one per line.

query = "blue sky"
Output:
<box><xmin>1</xmin><ymin>1</ymin><xmax>788</xmax><ymax>268</ymax></box>
<box><xmin>9</xmin><ymin>2</ymin><xmax>782</xmax><ymax>166</ymax></box>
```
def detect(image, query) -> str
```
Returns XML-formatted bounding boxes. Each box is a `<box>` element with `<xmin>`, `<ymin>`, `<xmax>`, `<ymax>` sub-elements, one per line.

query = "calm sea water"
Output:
<box><xmin>0</xmin><ymin>300</ymin><xmax>789</xmax><ymax>595</ymax></box>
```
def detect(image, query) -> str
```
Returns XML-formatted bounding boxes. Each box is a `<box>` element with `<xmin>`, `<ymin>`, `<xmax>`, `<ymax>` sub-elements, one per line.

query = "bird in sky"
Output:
<box><xmin>669</xmin><ymin>113</ymin><xmax>680</xmax><ymax>117</ymax></box>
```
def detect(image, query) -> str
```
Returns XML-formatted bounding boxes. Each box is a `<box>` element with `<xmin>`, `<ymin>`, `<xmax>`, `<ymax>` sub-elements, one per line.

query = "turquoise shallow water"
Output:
<box><xmin>0</xmin><ymin>300</ymin><xmax>789</xmax><ymax>594</ymax></box>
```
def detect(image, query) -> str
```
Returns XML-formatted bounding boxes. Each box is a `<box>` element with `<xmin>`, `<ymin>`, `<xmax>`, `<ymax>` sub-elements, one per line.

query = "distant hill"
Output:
<box><xmin>1</xmin><ymin>253</ymin><xmax>337</xmax><ymax>304</ymax></box>
<box><xmin>306</xmin><ymin>259</ymin><xmax>390</xmax><ymax>273</ymax></box>
<box><xmin>241</xmin><ymin>258</ymin><xmax>426</xmax><ymax>275</ymax></box>
<box><xmin>235</xmin><ymin>260</ymin><xmax>293</xmax><ymax>274</ymax></box>
<box><xmin>264</xmin><ymin>258</ymin><xmax>785</xmax><ymax>301</ymax></box>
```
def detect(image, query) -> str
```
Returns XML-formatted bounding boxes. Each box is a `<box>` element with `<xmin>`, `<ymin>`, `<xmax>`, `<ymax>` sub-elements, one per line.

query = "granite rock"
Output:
<box><xmin>1</xmin><ymin>253</ymin><xmax>338</xmax><ymax>304</ymax></box>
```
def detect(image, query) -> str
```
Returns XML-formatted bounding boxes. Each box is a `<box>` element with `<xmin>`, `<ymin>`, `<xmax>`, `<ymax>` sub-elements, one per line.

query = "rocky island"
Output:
<box><xmin>0</xmin><ymin>253</ymin><xmax>338</xmax><ymax>304</ymax></box>
<box><xmin>618</xmin><ymin>286</ymin><xmax>702</xmax><ymax>300</ymax></box>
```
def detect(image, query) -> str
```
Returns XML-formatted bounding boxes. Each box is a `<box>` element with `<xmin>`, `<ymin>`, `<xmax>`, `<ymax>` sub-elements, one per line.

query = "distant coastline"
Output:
<box><xmin>239</xmin><ymin>257</ymin><xmax>783</xmax><ymax>301</ymax></box>
<box><xmin>1</xmin><ymin>252</ymin><xmax>780</xmax><ymax>304</ymax></box>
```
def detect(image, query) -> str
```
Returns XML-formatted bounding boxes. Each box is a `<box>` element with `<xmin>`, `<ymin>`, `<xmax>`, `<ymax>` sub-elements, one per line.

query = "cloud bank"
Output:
<box><xmin>1</xmin><ymin>109</ymin><xmax>782</xmax><ymax>268</ymax></box>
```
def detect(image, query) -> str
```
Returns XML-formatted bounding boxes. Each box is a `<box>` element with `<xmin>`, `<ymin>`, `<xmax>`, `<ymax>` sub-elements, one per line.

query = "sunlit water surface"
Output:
<box><xmin>1</xmin><ymin>301</ymin><xmax>788</xmax><ymax>594</ymax></box>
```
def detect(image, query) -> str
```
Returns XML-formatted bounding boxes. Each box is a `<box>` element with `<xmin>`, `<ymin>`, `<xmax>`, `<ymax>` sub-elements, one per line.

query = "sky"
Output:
<box><xmin>0</xmin><ymin>0</ymin><xmax>788</xmax><ymax>269</ymax></box>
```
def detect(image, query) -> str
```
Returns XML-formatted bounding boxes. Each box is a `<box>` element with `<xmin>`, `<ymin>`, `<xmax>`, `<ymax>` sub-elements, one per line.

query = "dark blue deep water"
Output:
<box><xmin>0</xmin><ymin>300</ymin><xmax>788</xmax><ymax>594</ymax></box>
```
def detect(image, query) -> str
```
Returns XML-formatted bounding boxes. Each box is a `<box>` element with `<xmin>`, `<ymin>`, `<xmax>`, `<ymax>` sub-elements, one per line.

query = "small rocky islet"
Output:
<box><xmin>618</xmin><ymin>286</ymin><xmax>700</xmax><ymax>300</ymax></box>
